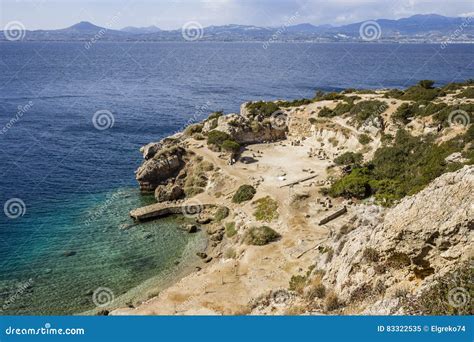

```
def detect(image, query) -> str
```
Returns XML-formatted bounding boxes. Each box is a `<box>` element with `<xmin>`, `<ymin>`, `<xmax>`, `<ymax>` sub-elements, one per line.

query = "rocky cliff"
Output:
<box><xmin>316</xmin><ymin>165</ymin><xmax>473</xmax><ymax>314</ymax></box>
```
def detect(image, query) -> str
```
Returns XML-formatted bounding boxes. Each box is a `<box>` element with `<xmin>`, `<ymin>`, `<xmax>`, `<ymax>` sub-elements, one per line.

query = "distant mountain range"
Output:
<box><xmin>1</xmin><ymin>14</ymin><xmax>473</xmax><ymax>42</ymax></box>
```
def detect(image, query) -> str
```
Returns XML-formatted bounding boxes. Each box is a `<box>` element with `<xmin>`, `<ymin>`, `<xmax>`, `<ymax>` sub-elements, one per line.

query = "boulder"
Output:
<box><xmin>154</xmin><ymin>184</ymin><xmax>185</xmax><ymax>202</ymax></box>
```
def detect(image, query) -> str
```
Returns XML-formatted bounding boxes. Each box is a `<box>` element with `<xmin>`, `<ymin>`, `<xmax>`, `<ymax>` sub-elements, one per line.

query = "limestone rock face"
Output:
<box><xmin>318</xmin><ymin>166</ymin><xmax>473</xmax><ymax>314</ymax></box>
<box><xmin>135</xmin><ymin>142</ymin><xmax>186</xmax><ymax>192</ymax></box>
<box><xmin>140</xmin><ymin>142</ymin><xmax>161</xmax><ymax>160</ymax></box>
<box><xmin>154</xmin><ymin>184</ymin><xmax>185</xmax><ymax>202</ymax></box>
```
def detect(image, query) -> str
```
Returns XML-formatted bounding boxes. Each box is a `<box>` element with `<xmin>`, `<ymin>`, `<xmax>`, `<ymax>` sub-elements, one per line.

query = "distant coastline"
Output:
<box><xmin>1</xmin><ymin>14</ymin><xmax>473</xmax><ymax>44</ymax></box>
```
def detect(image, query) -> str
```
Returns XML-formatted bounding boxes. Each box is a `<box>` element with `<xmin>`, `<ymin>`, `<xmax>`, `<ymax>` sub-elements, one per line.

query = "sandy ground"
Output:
<box><xmin>112</xmin><ymin>136</ymin><xmax>345</xmax><ymax>315</ymax></box>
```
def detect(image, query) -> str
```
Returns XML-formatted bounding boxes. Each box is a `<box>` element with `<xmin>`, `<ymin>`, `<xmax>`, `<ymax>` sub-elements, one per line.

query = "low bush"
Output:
<box><xmin>349</xmin><ymin>100</ymin><xmax>388</xmax><ymax>125</ymax></box>
<box><xmin>214</xmin><ymin>206</ymin><xmax>230</xmax><ymax>222</ymax></box>
<box><xmin>232</xmin><ymin>185</ymin><xmax>256</xmax><ymax>203</ymax></box>
<box><xmin>207</xmin><ymin>130</ymin><xmax>240</xmax><ymax>153</ymax></box>
<box><xmin>289</xmin><ymin>275</ymin><xmax>307</xmax><ymax>294</ymax></box>
<box><xmin>455</xmin><ymin>87</ymin><xmax>474</xmax><ymax>99</ymax></box>
<box><xmin>329</xmin><ymin>128</ymin><xmax>473</xmax><ymax>205</ymax></box>
<box><xmin>225</xmin><ymin>222</ymin><xmax>237</xmax><ymax>238</ymax></box>
<box><xmin>324</xmin><ymin>292</ymin><xmax>342</xmax><ymax>312</ymax></box>
<box><xmin>305</xmin><ymin>283</ymin><xmax>326</xmax><ymax>300</ymax></box>
<box><xmin>277</xmin><ymin>98</ymin><xmax>313</xmax><ymax>107</ymax></box>
<box><xmin>207</xmin><ymin>111</ymin><xmax>223</xmax><ymax>121</ymax></box>
<box><xmin>246</xmin><ymin>101</ymin><xmax>280</xmax><ymax>118</ymax></box>
<box><xmin>243</xmin><ymin>226</ymin><xmax>280</xmax><ymax>246</ymax></box>
<box><xmin>184</xmin><ymin>123</ymin><xmax>203</xmax><ymax>136</ymax></box>
<box><xmin>358</xmin><ymin>134</ymin><xmax>373</xmax><ymax>145</ymax></box>
<box><xmin>334</xmin><ymin>152</ymin><xmax>363</xmax><ymax>166</ymax></box>
<box><xmin>253</xmin><ymin>196</ymin><xmax>279</xmax><ymax>222</ymax></box>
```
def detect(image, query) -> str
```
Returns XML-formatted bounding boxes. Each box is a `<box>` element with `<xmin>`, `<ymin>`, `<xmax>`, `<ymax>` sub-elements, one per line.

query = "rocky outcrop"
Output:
<box><xmin>317</xmin><ymin>165</ymin><xmax>473</xmax><ymax>314</ymax></box>
<box><xmin>135</xmin><ymin>141</ymin><xmax>186</xmax><ymax>192</ymax></box>
<box><xmin>154</xmin><ymin>184</ymin><xmax>185</xmax><ymax>202</ymax></box>
<box><xmin>203</xmin><ymin>112</ymin><xmax>287</xmax><ymax>144</ymax></box>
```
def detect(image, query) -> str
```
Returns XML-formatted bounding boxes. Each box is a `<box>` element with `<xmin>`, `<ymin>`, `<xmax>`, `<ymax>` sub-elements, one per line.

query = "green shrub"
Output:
<box><xmin>305</xmin><ymin>283</ymin><xmax>326</xmax><ymax>300</ymax></box>
<box><xmin>225</xmin><ymin>222</ymin><xmax>237</xmax><ymax>238</ymax></box>
<box><xmin>400</xmin><ymin>85</ymin><xmax>442</xmax><ymax>101</ymax></box>
<box><xmin>358</xmin><ymin>134</ymin><xmax>373</xmax><ymax>145</ymax></box>
<box><xmin>455</xmin><ymin>87</ymin><xmax>474</xmax><ymax>99</ymax></box>
<box><xmin>350</xmin><ymin>100</ymin><xmax>387</xmax><ymax>124</ymax></box>
<box><xmin>418</xmin><ymin>80</ymin><xmax>435</xmax><ymax>89</ymax></box>
<box><xmin>184</xmin><ymin>123</ymin><xmax>203</xmax><ymax>136</ymax></box>
<box><xmin>329</xmin><ymin>168</ymin><xmax>371</xmax><ymax>199</ymax></box>
<box><xmin>277</xmin><ymin>98</ymin><xmax>313</xmax><ymax>107</ymax></box>
<box><xmin>232</xmin><ymin>185</ymin><xmax>256</xmax><ymax>203</ymax></box>
<box><xmin>253</xmin><ymin>196</ymin><xmax>279</xmax><ymax>222</ymax></box>
<box><xmin>207</xmin><ymin>130</ymin><xmax>240</xmax><ymax>153</ymax></box>
<box><xmin>243</xmin><ymin>226</ymin><xmax>280</xmax><ymax>246</ymax></box>
<box><xmin>224</xmin><ymin>247</ymin><xmax>237</xmax><ymax>259</ymax></box>
<box><xmin>318</xmin><ymin>107</ymin><xmax>337</xmax><ymax>118</ymax></box>
<box><xmin>207</xmin><ymin>111</ymin><xmax>223</xmax><ymax>121</ymax></box>
<box><xmin>207</xmin><ymin>130</ymin><xmax>231</xmax><ymax>146</ymax></box>
<box><xmin>329</xmin><ymin>128</ymin><xmax>472</xmax><ymax>205</ymax></box>
<box><xmin>384</xmin><ymin>89</ymin><xmax>404</xmax><ymax>98</ymax></box>
<box><xmin>214</xmin><ymin>206</ymin><xmax>230</xmax><ymax>222</ymax></box>
<box><xmin>221</xmin><ymin>140</ymin><xmax>241</xmax><ymax>153</ymax></box>
<box><xmin>246</xmin><ymin>101</ymin><xmax>280</xmax><ymax>118</ymax></box>
<box><xmin>393</xmin><ymin>102</ymin><xmax>448</xmax><ymax>123</ymax></box>
<box><xmin>315</xmin><ymin>91</ymin><xmax>348</xmax><ymax>101</ymax></box>
<box><xmin>289</xmin><ymin>275</ymin><xmax>307</xmax><ymax>294</ymax></box>
<box><xmin>334</xmin><ymin>152</ymin><xmax>363</xmax><ymax>166</ymax></box>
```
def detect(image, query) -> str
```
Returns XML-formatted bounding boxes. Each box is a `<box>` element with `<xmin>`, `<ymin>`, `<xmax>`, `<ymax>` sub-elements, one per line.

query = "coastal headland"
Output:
<box><xmin>114</xmin><ymin>80</ymin><xmax>473</xmax><ymax>315</ymax></box>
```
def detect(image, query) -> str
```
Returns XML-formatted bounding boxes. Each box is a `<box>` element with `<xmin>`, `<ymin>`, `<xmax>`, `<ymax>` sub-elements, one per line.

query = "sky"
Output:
<box><xmin>1</xmin><ymin>0</ymin><xmax>473</xmax><ymax>30</ymax></box>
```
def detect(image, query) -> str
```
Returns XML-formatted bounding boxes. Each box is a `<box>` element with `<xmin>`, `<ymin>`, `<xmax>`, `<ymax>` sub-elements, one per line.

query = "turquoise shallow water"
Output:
<box><xmin>0</xmin><ymin>188</ymin><xmax>206</xmax><ymax>315</ymax></box>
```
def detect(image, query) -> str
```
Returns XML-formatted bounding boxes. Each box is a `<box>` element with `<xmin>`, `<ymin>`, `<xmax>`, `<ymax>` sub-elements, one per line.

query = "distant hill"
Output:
<box><xmin>121</xmin><ymin>25</ymin><xmax>162</xmax><ymax>34</ymax></box>
<box><xmin>1</xmin><ymin>15</ymin><xmax>473</xmax><ymax>42</ymax></box>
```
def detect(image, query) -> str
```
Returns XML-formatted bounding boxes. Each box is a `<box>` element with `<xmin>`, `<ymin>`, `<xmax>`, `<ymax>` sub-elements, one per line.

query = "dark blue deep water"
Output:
<box><xmin>0</xmin><ymin>42</ymin><xmax>473</xmax><ymax>314</ymax></box>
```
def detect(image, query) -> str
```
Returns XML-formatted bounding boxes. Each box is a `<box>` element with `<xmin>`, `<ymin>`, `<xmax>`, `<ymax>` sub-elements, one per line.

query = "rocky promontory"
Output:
<box><xmin>120</xmin><ymin>81</ymin><xmax>473</xmax><ymax>316</ymax></box>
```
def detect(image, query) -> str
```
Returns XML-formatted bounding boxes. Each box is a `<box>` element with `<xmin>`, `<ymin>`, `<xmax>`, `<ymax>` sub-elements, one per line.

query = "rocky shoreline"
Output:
<box><xmin>113</xmin><ymin>81</ymin><xmax>473</xmax><ymax>315</ymax></box>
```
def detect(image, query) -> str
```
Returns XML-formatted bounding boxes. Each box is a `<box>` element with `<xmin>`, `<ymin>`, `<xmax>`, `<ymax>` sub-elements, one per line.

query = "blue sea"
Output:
<box><xmin>0</xmin><ymin>42</ymin><xmax>473</xmax><ymax>315</ymax></box>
